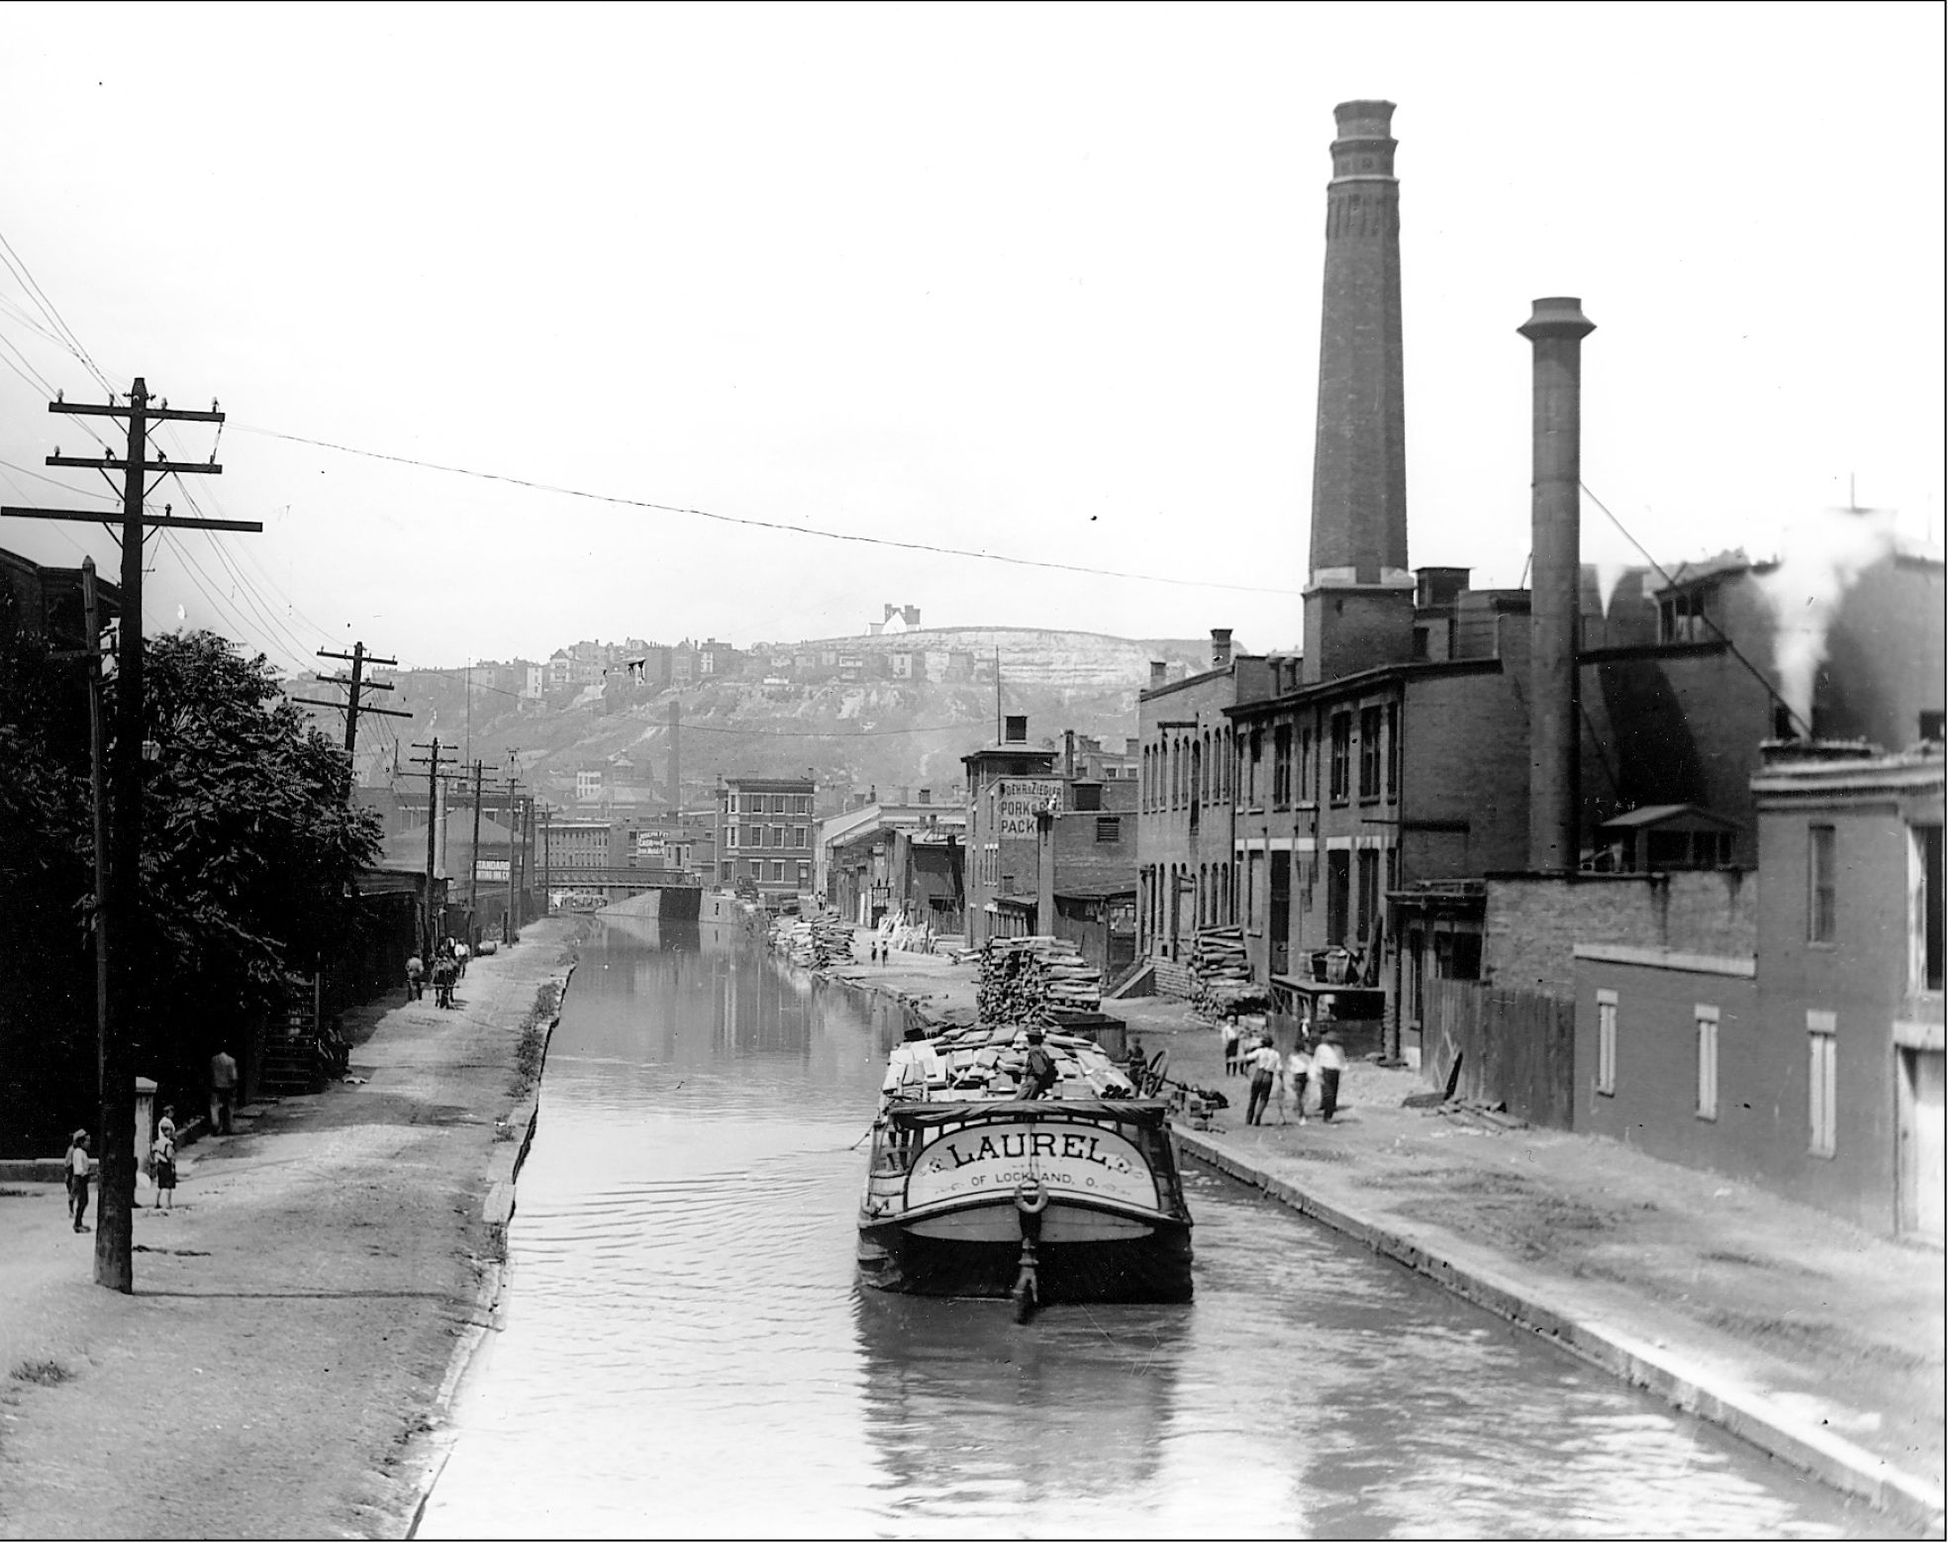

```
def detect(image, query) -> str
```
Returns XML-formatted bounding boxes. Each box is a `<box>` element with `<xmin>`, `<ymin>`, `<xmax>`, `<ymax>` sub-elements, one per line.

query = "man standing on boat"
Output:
<box><xmin>1017</xmin><ymin>1030</ymin><xmax>1059</xmax><ymax>1101</ymax></box>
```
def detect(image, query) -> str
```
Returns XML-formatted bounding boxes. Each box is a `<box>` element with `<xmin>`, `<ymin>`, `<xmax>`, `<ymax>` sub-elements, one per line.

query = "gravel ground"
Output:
<box><xmin>0</xmin><ymin>919</ymin><xmax>575</xmax><ymax>1540</ymax></box>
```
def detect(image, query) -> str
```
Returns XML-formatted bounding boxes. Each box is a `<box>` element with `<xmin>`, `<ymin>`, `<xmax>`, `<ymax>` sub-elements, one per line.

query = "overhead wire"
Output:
<box><xmin>1580</xmin><ymin>480</ymin><xmax>1807</xmax><ymax>733</ymax></box>
<box><xmin>233</xmin><ymin>423</ymin><xmax>1301</xmax><ymax>597</ymax></box>
<box><xmin>0</xmin><ymin>225</ymin><xmax>117</xmax><ymax>394</ymax></box>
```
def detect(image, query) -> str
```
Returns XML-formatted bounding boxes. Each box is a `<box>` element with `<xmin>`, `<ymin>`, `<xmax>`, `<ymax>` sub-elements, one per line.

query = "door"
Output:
<box><xmin>1898</xmin><ymin>1048</ymin><xmax>1945</xmax><ymax>1239</ymax></box>
<box><xmin>1269</xmin><ymin>851</ymin><xmax>1291</xmax><ymax>978</ymax></box>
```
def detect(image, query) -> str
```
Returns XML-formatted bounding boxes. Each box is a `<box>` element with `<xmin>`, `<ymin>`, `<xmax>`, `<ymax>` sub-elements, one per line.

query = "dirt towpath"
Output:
<box><xmin>820</xmin><ymin>930</ymin><xmax>1943</xmax><ymax>1530</ymax></box>
<box><xmin>0</xmin><ymin>918</ymin><xmax>575</xmax><ymax>1540</ymax></box>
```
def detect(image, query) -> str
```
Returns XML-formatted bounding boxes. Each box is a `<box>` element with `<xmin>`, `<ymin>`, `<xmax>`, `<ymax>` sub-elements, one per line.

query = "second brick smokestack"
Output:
<box><xmin>1520</xmin><ymin>297</ymin><xmax>1595</xmax><ymax>872</ymax></box>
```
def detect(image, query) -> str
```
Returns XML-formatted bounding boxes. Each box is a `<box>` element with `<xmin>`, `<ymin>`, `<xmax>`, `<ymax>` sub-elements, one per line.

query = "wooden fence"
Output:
<box><xmin>1426</xmin><ymin>980</ymin><xmax>1574</xmax><ymax>1129</ymax></box>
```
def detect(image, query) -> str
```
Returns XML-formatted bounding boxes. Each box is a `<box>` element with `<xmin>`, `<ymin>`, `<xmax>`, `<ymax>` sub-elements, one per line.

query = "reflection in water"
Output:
<box><xmin>418</xmin><ymin>925</ymin><xmax>1885</xmax><ymax>1540</ymax></box>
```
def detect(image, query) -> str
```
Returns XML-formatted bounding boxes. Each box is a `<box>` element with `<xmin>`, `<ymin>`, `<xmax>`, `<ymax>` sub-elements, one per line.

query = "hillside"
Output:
<box><xmin>296</xmin><ymin>628</ymin><xmax>1222</xmax><ymax>811</ymax></box>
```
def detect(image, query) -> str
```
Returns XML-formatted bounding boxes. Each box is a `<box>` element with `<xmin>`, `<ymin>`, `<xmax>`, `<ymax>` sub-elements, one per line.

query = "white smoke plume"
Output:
<box><xmin>1751</xmin><ymin>506</ymin><xmax>1897</xmax><ymax>734</ymax></box>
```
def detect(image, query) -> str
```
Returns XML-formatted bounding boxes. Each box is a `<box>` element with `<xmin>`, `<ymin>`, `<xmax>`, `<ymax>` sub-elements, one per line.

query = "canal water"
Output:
<box><xmin>418</xmin><ymin>923</ymin><xmax>1883</xmax><ymax>1539</ymax></box>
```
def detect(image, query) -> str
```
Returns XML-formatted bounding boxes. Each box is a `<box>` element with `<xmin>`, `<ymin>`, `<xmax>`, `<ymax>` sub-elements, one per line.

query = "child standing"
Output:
<box><xmin>151</xmin><ymin>1106</ymin><xmax>178</xmax><ymax>1211</ymax></box>
<box><xmin>65</xmin><ymin>1129</ymin><xmax>91</xmax><ymax>1232</ymax></box>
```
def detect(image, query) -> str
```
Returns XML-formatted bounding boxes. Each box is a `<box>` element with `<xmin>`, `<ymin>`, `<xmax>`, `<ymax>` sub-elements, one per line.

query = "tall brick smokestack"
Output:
<box><xmin>1310</xmin><ymin>100</ymin><xmax>1407</xmax><ymax>585</ymax></box>
<box><xmin>668</xmin><ymin>697</ymin><xmax>681</xmax><ymax>813</ymax></box>
<box><xmin>1520</xmin><ymin>297</ymin><xmax>1595</xmax><ymax>872</ymax></box>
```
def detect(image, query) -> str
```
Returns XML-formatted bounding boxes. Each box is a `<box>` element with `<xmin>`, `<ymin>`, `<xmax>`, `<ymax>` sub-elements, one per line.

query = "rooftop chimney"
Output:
<box><xmin>1520</xmin><ymin>297</ymin><xmax>1595</xmax><ymax>872</ymax></box>
<box><xmin>1064</xmin><ymin>729</ymin><xmax>1078</xmax><ymax>779</ymax></box>
<box><xmin>1309</xmin><ymin>100</ymin><xmax>1408</xmax><ymax>586</ymax></box>
<box><xmin>919</xmin><ymin>787</ymin><xmax>932</xmax><ymax>805</ymax></box>
<box><xmin>1210</xmin><ymin>627</ymin><xmax>1234</xmax><ymax>667</ymax></box>
<box><xmin>1148</xmin><ymin>661</ymin><xmax>1168</xmax><ymax>689</ymax></box>
<box><xmin>1004</xmin><ymin>714</ymin><xmax>1028</xmax><ymax>745</ymax></box>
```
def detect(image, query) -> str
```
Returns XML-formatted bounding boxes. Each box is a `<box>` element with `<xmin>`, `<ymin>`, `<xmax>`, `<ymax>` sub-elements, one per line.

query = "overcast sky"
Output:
<box><xmin>0</xmin><ymin>2</ymin><xmax>1942</xmax><ymax>674</ymax></box>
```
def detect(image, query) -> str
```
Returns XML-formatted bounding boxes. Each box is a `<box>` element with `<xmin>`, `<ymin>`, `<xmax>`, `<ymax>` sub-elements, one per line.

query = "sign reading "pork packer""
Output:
<box><xmin>905</xmin><ymin>1122</ymin><xmax>1158</xmax><ymax>1210</ymax></box>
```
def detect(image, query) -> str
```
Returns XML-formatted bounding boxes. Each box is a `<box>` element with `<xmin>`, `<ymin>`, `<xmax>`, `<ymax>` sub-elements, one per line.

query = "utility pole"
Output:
<box><xmin>411</xmin><ymin>738</ymin><xmax>458</xmax><ymax>958</ymax></box>
<box><xmin>503</xmin><ymin>757</ymin><xmax>522</xmax><ymax>942</ymax></box>
<box><xmin>4</xmin><ymin>379</ymin><xmax>247</xmax><ymax>1294</ymax></box>
<box><xmin>467</xmin><ymin>760</ymin><xmax>485</xmax><ymax>945</ymax></box>
<box><xmin>539</xmin><ymin>803</ymin><xmax>552</xmax><ymax>925</ymax></box>
<box><xmin>294</xmin><ymin>642</ymin><xmax>410</xmax><ymax>763</ymax></box>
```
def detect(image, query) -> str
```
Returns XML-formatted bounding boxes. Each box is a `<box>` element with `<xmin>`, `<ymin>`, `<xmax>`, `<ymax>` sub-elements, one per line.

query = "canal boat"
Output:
<box><xmin>857</xmin><ymin>1027</ymin><xmax>1194</xmax><ymax>1318</ymax></box>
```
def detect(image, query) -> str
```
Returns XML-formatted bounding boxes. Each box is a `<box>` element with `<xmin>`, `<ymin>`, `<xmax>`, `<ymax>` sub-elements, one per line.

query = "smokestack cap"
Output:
<box><xmin>1519</xmin><ymin>297</ymin><xmax>1596</xmax><ymax>342</ymax></box>
<box><xmin>1332</xmin><ymin>99</ymin><xmax>1396</xmax><ymax>140</ymax></box>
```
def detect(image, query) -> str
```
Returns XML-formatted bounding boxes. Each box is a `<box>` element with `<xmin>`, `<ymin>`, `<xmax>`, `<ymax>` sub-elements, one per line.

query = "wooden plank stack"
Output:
<box><xmin>976</xmin><ymin>935</ymin><xmax>1101</xmax><ymax>1026</ymax></box>
<box><xmin>1191</xmin><ymin>926</ymin><xmax>1267</xmax><ymax>1019</ymax></box>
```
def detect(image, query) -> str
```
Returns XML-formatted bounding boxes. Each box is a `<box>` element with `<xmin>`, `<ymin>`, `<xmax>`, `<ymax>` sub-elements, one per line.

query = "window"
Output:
<box><xmin>1385</xmin><ymin>703</ymin><xmax>1399</xmax><ymax>799</ymax></box>
<box><xmin>1357</xmin><ymin>848</ymin><xmax>1379</xmax><ymax>940</ymax></box>
<box><xmin>1330</xmin><ymin>712</ymin><xmax>1352</xmax><ymax>802</ymax></box>
<box><xmin>797</xmin><ymin>862</ymin><xmax>811</xmax><ymax>886</ymax></box>
<box><xmin>1595</xmin><ymin>989</ymin><xmax>1618</xmax><ymax>1094</ymax></box>
<box><xmin>771</xmin><ymin>860</ymin><xmax>786</xmax><ymax>883</ymax></box>
<box><xmin>1807</xmin><ymin>826</ymin><xmax>1836</xmax><ymax>944</ymax></box>
<box><xmin>1189</xmin><ymin>736</ymin><xmax>1201</xmax><ymax>807</ymax></box>
<box><xmin>1695</xmin><ymin>1004</ymin><xmax>1719</xmax><ymax>1120</ymax></box>
<box><xmin>1327</xmin><ymin>849</ymin><xmax>1351</xmax><ymax>945</ymax></box>
<box><xmin>1248</xmin><ymin>729</ymin><xmax>1263</xmax><ymax>805</ymax></box>
<box><xmin>770</xmin><ymin>795</ymin><xmax>786</xmax><ymax>813</ymax></box>
<box><xmin>1095</xmin><ymin>816</ymin><xmax>1121</xmax><ymax>843</ymax></box>
<box><xmin>1807</xmin><ymin>1010</ymin><xmax>1837</xmax><ymax>1157</ymax></box>
<box><xmin>1274</xmin><ymin>726</ymin><xmax>1293</xmax><ymax>807</ymax></box>
<box><xmin>1910</xmin><ymin>824</ymin><xmax>1944</xmax><ymax>991</ymax></box>
<box><xmin>747</xmin><ymin>825</ymin><xmax>763</xmax><ymax>848</ymax></box>
<box><xmin>721</xmin><ymin>860</ymin><xmax>733</xmax><ymax>881</ymax></box>
<box><xmin>1660</xmin><ymin>588</ymin><xmax>1709</xmax><ymax>643</ymax></box>
<box><xmin>1359</xmin><ymin>706</ymin><xmax>1381</xmax><ymax>799</ymax></box>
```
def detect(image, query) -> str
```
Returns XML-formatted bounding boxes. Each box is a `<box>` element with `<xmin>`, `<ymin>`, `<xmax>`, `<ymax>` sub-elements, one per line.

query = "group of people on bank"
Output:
<box><xmin>405</xmin><ymin>937</ymin><xmax>472</xmax><ymax>1008</ymax></box>
<box><xmin>1234</xmin><ymin>1025</ymin><xmax>1347</xmax><ymax>1126</ymax></box>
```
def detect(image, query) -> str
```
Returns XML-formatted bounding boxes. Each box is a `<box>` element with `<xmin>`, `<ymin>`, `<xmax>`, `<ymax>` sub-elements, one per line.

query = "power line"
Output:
<box><xmin>1580</xmin><ymin>479</ymin><xmax>1806</xmax><ymax>733</ymax></box>
<box><xmin>0</xmin><ymin>226</ymin><xmax>116</xmax><ymax>394</ymax></box>
<box><xmin>233</xmin><ymin>423</ymin><xmax>1300</xmax><ymax>597</ymax></box>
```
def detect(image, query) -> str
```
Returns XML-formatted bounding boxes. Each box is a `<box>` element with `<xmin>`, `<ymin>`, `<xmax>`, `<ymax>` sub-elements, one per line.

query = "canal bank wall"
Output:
<box><xmin>796</xmin><ymin>929</ymin><xmax>1944</xmax><ymax>1534</ymax></box>
<box><xmin>0</xmin><ymin>918</ymin><xmax>578</xmax><ymax>1541</ymax></box>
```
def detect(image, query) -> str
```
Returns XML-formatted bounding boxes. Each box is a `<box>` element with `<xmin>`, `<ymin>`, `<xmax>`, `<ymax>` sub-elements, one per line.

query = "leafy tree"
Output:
<box><xmin>0</xmin><ymin>621</ymin><xmax>383</xmax><ymax>1154</ymax></box>
<box><xmin>121</xmin><ymin>631</ymin><xmax>384</xmax><ymax>1100</ymax></box>
<box><xmin>0</xmin><ymin>587</ymin><xmax>97</xmax><ymax>1153</ymax></box>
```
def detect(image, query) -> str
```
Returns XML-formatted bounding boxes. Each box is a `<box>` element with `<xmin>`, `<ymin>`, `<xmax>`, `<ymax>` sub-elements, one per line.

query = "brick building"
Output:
<box><xmin>1573</xmin><ymin>747</ymin><xmax>1944</xmax><ymax>1239</ymax></box>
<box><xmin>961</xmin><ymin>716</ymin><xmax>1059</xmax><ymax>945</ymax></box>
<box><xmin>716</xmin><ymin>776</ymin><xmax>816</xmax><ymax>896</ymax></box>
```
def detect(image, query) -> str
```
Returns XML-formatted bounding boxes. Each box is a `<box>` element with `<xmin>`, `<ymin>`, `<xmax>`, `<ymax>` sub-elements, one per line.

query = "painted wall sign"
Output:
<box><xmin>993</xmin><ymin>777</ymin><xmax>1062</xmax><ymax>840</ymax></box>
<box><xmin>905</xmin><ymin>1121</ymin><xmax>1158</xmax><ymax>1210</ymax></box>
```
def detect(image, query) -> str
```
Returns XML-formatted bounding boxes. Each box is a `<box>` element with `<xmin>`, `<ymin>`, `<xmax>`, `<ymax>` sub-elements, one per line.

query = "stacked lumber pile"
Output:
<box><xmin>1190</xmin><ymin>926</ymin><xmax>1268</xmax><ymax>1019</ymax></box>
<box><xmin>774</xmin><ymin>913</ymin><xmax>857</xmax><ymax>969</ymax></box>
<box><xmin>976</xmin><ymin>935</ymin><xmax>1101</xmax><ymax>1026</ymax></box>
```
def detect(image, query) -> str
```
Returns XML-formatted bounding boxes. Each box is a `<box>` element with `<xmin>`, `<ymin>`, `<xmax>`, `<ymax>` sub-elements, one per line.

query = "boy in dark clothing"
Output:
<box><xmin>1017</xmin><ymin>1031</ymin><xmax>1059</xmax><ymax>1100</ymax></box>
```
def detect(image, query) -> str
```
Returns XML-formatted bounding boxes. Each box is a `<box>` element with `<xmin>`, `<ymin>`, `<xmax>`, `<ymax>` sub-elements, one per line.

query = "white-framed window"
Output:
<box><xmin>1807</xmin><ymin>1010</ymin><xmax>1837</xmax><ymax>1157</ymax></box>
<box><xmin>797</xmin><ymin>862</ymin><xmax>811</xmax><ymax>886</ymax></box>
<box><xmin>1807</xmin><ymin>825</ymin><xmax>1836</xmax><ymax>944</ymax></box>
<box><xmin>1595</xmin><ymin>989</ymin><xmax>1618</xmax><ymax>1095</ymax></box>
<box><xmin>771</xmin><ymin>861</ymin><xmax>786</xmax><ymax>883</ymax></box>
<box><xmin>1695</xmin><ymin>1004</ymin><xmax>1720</xmax><ymax>1120</ymax></box>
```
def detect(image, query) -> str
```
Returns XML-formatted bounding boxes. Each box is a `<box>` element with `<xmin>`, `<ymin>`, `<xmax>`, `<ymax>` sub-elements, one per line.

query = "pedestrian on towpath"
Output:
<box><xmin>151</xmin><ymin>1107</ymin><xmax>177</xmax><ymax>1211</ymax></box>
<box><xmin>65</xmin><ymin>1129</ymin><xmax>91</xmax><ymax>1231</ymax></box>
<box><xmin>1313</xmin><ymin>1030</ymin><xmax>1347</xmax><ymax>1122</ymax></box>
<box><xmin>1245</xmin><ymin>1034</ymin><xmax>1282</xmax><ymax>1125</ymax></box>
<box><xmin>1286</xmin><ymin>1037</ymin><xmax>1317</xmax><ymax>1125</ymax></box>
<box><xmin>405</xmin><ymin>952</ymin><xmax>425</xmax><ymax>1002</ymax></box>
<box><xmin>209</xmin><ymin>1047</ymin><xmax>238</xmax><ymax>1135</ymax></box>
<box><xmin>433</xmin><ymin>954</ymin><xmax>457</xmax><ymax>1009</ymax></box>
<box><xmin>1220</xmin><ymin>1017</ymin><xmax>1243</xmax><ymax>1078</ymax></box>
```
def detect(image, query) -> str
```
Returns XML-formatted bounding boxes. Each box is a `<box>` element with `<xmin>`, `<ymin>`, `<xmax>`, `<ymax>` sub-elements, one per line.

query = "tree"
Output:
<box><xmin>119</xmin><ymin>631</ymin><xmax>384</xmax><ymax>1100</ymax></box>
<box><xmin>0</xmin><ymin>623</ymin><xmax>384</xmax><ymax>1154</ymax></box>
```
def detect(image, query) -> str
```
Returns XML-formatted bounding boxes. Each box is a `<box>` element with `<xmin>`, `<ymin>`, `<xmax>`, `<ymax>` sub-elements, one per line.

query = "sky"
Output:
<box><xmin>0</xmin><ymin>2</ymin><xmax>1943</xmax><ymax>676</ymax></box>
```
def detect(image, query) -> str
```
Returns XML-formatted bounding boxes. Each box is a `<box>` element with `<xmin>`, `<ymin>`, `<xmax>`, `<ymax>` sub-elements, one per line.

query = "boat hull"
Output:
<box><xmin>857</xmin><ymin>1204</ymin><xmax>1193</xmax><ymax>1303</ymax></box>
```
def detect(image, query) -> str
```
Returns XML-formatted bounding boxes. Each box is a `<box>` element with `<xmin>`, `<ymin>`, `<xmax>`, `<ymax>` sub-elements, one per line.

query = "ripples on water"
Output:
<box><xmin>419</xmin><ymin>925</ymin><xmax>1883</xmax><ymax>1539</ymax></box>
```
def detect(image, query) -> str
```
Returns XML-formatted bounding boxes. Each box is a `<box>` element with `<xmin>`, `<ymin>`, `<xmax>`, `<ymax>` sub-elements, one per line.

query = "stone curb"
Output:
<box><xmin>1177</xmin><ymin>1127</ymin><xmax>1945</xmax><ymax>1534</ymax></box>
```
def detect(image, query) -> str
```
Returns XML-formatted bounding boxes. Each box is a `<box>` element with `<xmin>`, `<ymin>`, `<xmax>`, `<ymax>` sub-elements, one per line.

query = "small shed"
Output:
<box><xmin>1594</xmin><ymin>804</ymin><xmax>1740</xmax><ymax>872</ymax></box>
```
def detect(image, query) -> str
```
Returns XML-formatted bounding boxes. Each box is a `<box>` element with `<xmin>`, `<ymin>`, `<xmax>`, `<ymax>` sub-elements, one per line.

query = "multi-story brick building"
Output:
<box><xmin>961</xmin><ymin>716</ymin><xmax>1059</xmax><ymax>945</ymax></box>
<box><xmin>716</xmin><ymin>776</ymin><xmax>816</xmax><ymax>896</ymax></box>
